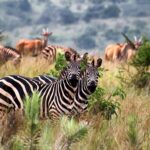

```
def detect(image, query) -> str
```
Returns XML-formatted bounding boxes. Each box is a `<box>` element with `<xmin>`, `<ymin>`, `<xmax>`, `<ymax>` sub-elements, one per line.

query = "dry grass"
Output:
<box><xmin>0</xmin><ymin>57</ymin><xmax>149</xmax><ymax>150</ymax></box>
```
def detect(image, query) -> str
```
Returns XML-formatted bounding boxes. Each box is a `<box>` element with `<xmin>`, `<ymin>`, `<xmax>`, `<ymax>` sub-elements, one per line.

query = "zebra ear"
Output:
<box><xmin>82</xmin><ymin>52</ymin><xmax>88</xmax><ymax>60</ymax></box>
<box><xmin>65</xmin><ymin>51</ymin><xmax>71</xmax><ymax>61</ymax></box>
<box><xmin>73</xmin><ymin>54</ymin><xmax>77</xmax><ymax>61</ymax></box>
<box><xmin>96</xmin><ymin>58</ymin><xmax>102</xmax><ymax>68</ymax></box>
<box><xmin>91</xmin><ymin>59</ymin><xmax>95</xmax><ymax>66</ymax></box>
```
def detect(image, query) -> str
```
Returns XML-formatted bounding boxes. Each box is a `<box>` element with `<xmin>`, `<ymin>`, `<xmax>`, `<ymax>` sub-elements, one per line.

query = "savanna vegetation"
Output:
<box><xmin>0</xmin><ymin>36</ymin><xmax>150</xmax><ymax>150</ymax></box>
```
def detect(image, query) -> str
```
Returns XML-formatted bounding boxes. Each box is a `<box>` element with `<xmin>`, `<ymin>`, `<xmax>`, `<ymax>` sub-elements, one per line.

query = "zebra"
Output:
<box><xmin>41</xmin><ymin>45</ymin><xmax>80</xmax><ymax>63</ymax></box>
<box><xmin>72</xmin><ymin>58</ymin><xmax>102</xmax><ymax>115</ymax></box>
<box><xmin>33</xmin><ymin>74</ymin><xmax>57</xmax><ymax>84</ymax></box>
<box><xmin>32</xmin><ymin>53</ymin><xmax>102</xmax><ymax>115</ymax></box>
<box><xmin>0</xmin><ymin>45</ymin><xmax>21</xmax><ymax>66</ymax></box>
<box><xmin>0</xmin><ymin>51</ymin><xmax>81</xmax><ymax>119</ymax></box>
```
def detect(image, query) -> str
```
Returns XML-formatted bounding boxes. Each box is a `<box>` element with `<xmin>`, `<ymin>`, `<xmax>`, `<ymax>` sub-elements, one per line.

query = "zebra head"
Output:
<box><xmin>64</xmin><ymin>51</ymin><xmax>81</xmax><ymax>87</ymax></box>
<box><xmin>84</xmin><ymin>58</ymin><xmax>102</xmax><ymax>93</ymax></box>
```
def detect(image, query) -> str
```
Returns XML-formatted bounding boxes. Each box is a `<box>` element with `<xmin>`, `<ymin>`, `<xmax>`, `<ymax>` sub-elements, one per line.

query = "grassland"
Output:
<box><xmin>0</xmin><ymin>56</ymin><xmax>149</xmax><ymax>150</ymax></box>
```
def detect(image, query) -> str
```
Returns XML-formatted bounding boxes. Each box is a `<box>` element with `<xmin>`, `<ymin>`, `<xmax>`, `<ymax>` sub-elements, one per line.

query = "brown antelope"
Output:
<box><xmin>104</xmin><ymin>34</ymin><xmax>142</xmax><ymax>62</ymax></box>
<box><xmin>41</xmin><ymin>45</ymin><xmax>80</xmax><ymax>63</ymax></box>
<box><xmin>104</xmin><ymin>43</ymin><xmax>124</xmax><ymax>62</ymax></box>
<box><xmin>120</xmin><ymin>33</ymin><xmax>142</xmax><ymax>61</ymax></box>
<box><xmin>16</xmin><ymin>28</ymin><xmax>52</xmax><ymax>56</ymax></box>
<box><xmin>0</xmin><ymin>45</ymin><xmax>21</xmax><ymax>66</ymax></box>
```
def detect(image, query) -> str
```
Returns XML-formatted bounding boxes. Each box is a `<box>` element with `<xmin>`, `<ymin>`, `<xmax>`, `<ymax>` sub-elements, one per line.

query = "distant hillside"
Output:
<box><xmin>0</xmin><ymin>0</ymin><xmax>150</xmax><ymax>53</ymax></box>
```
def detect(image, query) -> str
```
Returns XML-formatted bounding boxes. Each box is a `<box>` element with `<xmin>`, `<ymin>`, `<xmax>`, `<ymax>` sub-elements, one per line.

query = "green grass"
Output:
<box><xmin>0</xmin><ymin>56</ymin><xmax>150</xmax><ymax>150</ymax></box>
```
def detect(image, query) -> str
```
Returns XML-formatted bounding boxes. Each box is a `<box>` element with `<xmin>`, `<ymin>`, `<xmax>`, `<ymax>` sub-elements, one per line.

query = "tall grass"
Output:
<box><xmin>0</xmin><ymin>55</ymin><xmax>150</xmax><ymax>150</ymax></box>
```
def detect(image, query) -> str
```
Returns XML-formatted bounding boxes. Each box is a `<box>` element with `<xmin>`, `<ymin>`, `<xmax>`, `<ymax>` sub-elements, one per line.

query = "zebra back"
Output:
<box><xmin>0</xmin><ymin>75</ymin><xmax>41</xmax><ymax>112</ymax></box>
<box><xmin>0</xmin><ymin>51</ymin><xmax>82</xmax><ymax>119</ymax></box>
<box><xmin>41</xmin><ymin>45</ymin><xmax>80</xmax><ymax>63</ymax></box>
<box><xmin>0</xmin><ymin>46</ymin><xmax>21</xmax><ymax>65</ymax></box>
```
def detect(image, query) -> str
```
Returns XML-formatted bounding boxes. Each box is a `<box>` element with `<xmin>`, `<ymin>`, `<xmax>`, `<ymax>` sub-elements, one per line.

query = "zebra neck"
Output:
<box><xmin>73</xmin><ymin>78</ymin><xmax>90</xmax><ymax>114</ymax></box>
<box><xmin>42</xmin><ymin>38</ymin><xmax>48</xmax><ymax>48</ymax></box>
<box><xmin>63</xmin><ymin>78</ymin><xmax>77</xmax><ymax>92</ymax></box>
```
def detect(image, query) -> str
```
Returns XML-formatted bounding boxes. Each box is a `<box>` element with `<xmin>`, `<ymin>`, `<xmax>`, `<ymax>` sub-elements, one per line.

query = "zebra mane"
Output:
<box><xmin>4</xmin><ymin>46</ymin><xmax>21</xmax><ymax>55</ymax></box>
<box><xmin>4</xmin><ymin>46</ymin><xmax>16</xmax><ymax>51</ymax></box>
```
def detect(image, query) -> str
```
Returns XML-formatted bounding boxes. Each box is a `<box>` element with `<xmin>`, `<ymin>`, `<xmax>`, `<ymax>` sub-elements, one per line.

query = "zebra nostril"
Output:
<box><xmin>71</xmin><ymin>74</ymin><xmax>77</xmax><ymax>80</ymax></box>
<box><xmin>90</xmin><ymin>81</ymin><xmax>96</xmax><ymax>86</ymax></box>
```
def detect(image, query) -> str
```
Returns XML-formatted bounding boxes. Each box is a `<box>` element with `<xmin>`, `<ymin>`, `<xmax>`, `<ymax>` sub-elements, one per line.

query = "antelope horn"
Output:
<box><xmin>46</xmin><ymin>28</ymin><xmax>49</xmax><ymax>32</ymax></box>
<box><xmin>139</xmin><ymin>37</ymin><xmax>142</xmax><ymax>43</ymax></box>
<box><xmin>42</xmin><ymin>28</ymin><xmax>46</xmax><ymax>33</ymax></box>
<box><xmin>134</xmin><ymin>35</ymin><xmax>137</xmax><ymax>42</ymax></box>
<box><xmin>121</xmin><ymin>32</ymin><xmax>135</xmax><ymax>49</ymax></box>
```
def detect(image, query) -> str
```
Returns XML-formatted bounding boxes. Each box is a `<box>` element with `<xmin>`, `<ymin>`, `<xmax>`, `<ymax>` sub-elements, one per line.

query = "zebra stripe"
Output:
<box><xmin>0</xmin><ymin>46</ymin><xmax>21</xmax><ymax>65</ymax></box>
<box><xmin>32</xmin><ymin>57</ymin><xmax>102</xmax><ymax>116</ymax></box>
<box><xmin>73</xmin><ymin>58</ymin><xmax>102</xmax><ymax>114</ymax></box>
<box><xmin>0</xmin><ymin>52</ymin><xmax>81</xmax><ymax>119</ymax></box>
<box><xmin>41</xmin><ymin>45</ymin><xmax>80</xmax><ymax>63</ymax></box>
<box><xmin>33</xmin><ymin>74</ymin><xmax>57</xmax><ymax>84</ymax></box>
<box><xmin>0</xmin><ymin>75</ymin><xmax>40</xmax><ymax>111</ymax></box>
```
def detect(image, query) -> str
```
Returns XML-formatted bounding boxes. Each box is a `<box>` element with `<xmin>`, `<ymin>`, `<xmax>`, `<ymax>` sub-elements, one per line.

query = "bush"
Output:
<box><xmin>118</xmin><ymin>37</ymin><xmax>150</xmax><ymax>91</ymax></box>
<box><xmin>58</xmin><ymin>117</ymin><xmax>88</xmax><ymax>150</ymax></box>
<box><xmin>131</xmin><ymin>38</ymin><xmax>150</xmax><ymax>68</ymax></box>
<box><xmin>48</xmin><ymin>53</ymin><xmax>68</xmax><ymax>77</ymax></box>
<box><xmin>89</xmin><ymin>86</ymin><xmax>126</xmax><ymax>120</ymax></box>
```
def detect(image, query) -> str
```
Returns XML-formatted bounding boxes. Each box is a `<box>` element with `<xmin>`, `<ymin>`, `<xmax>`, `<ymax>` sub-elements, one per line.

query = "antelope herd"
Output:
<box><xmin>104</xmin><ymin>33</ymin><xmax>142</xmax><ymax>62</ymax></box>
<box><xmin>0</xmin><ymin>28</ymin><xmax>143</xmax><ymax>67</ymax></box>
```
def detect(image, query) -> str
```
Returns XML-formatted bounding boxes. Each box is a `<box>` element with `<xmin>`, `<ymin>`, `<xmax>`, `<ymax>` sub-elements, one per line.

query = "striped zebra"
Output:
<box><xmin>33</xmin><ymin>74</ymin><xmax>57</xmax><ymax>84</ymax></box>
<box><xmin>73</xmin><ymin>58</ymin><xmax>102</xmax><ymax>114</ymax></box>
<box><xmin>33</xmin><ymin>53</ymin><xmax>102</xmax><ymax>115</ymax></box>
<box><xmin>0</xmin><ymin>45</ymin><xmax>21</xmax><ymax>66</ymax></box>
<box><xmin>0</xmin><ymin>52</ymin><xmax>81</xmax><ymax>119</ymax></box>
<box><xmin>41</xmin><ymin>45</ymin><xmax>80</xmax><ymax>63</ymax></box>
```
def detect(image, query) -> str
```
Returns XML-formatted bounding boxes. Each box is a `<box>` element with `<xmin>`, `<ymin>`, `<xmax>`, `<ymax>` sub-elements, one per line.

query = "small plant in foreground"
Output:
<box><xmin>127</xmin><ymin>114</ymin><xmax>144</xmax><ymax>149</ymax></box>
<box><xmin>57</xmin><ymin>117</ymin><xmax>88</xmax><ymax>150</ymax></box>
<box><xmin>10</xmin><ymin>92</ymin><xmax>41</xmax><ymax>150</ymax></box>
<box><xmin>89</xmin><ymin>86</ymin><xmax>126</xmax><ymax>120</ymax></box>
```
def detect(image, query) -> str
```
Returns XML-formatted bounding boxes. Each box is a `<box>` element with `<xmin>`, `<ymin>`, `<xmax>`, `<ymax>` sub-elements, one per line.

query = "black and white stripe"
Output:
<box><xmin>0</xmin><ymin>45</ymin><xmax>21</xmax><ymax>65</ymax></box>
<box><xmin>32</xmin><ymin>54</ymin><xmax>102</xmax><ymax>116</ymax></box>
<box><xmin>33</xmin><ymin>74</ymin><xmax>57</xmax><ymax>84</ymax></box>
<box><xmin>41</xmin><ymin>45</ymin><xmax>80</xmax><ymax>63</ymax></box>
<box><xmin>0</xmin><ymin>75</ymin><xmax>40</xmax><ymax>112</ymax></box>
<box><xmin>73</xmin><ymin>58</ymin><xmax>102</xmax><ymax>114</ymax></box>
<box><xmin>0</xmin><ymin>52</ymin><xmax>81</xmax><ymax>119</ymax></box>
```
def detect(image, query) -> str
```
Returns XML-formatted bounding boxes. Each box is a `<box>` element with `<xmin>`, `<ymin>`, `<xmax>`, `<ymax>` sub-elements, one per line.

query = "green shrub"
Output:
<box><xmin>89</xmin><ymin>86</ymin><xmax>126</xmax><ymax>120</ymax></box>
<box><xmin>131</xmin><ymin>38</ymin><xmax>150</xmax><ymax>68</ymax></box>
<box><xmin>48</xmin><ymin>53</ymin><xmax>67</xmax><ymax>78</ymax></box>
<box><xmin>9</xmin><ymin>93</ymin><xmax>41</xmax><ymax>150</ymax></box>
<box><xmin>118</xmin><ymin>37</ymin><xmax>150</xmax><ymax>91</ymax></box>
<box><xmin>58</xmin><ymin>117</ymin><xmax>88</xmax><ymax>150</ymax></box>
